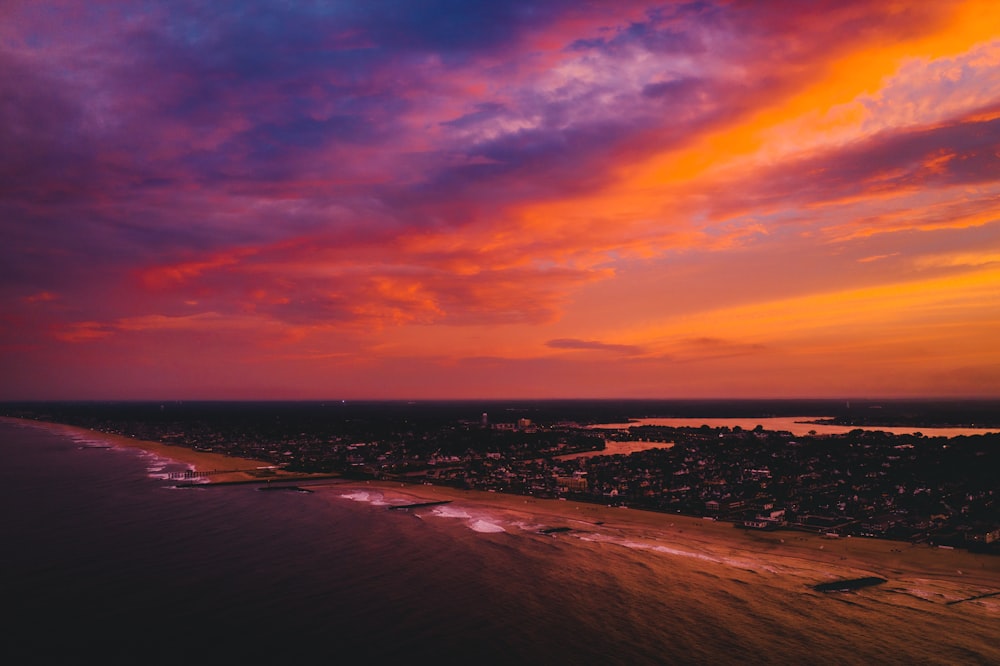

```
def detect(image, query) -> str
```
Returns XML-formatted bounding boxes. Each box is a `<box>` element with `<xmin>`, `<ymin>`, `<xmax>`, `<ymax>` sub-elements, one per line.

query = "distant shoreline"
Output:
<box><xmin>589</xmin><ymin>416</ymin><xmax>999</xmax><ymax>437</ymax></box>
<box><xmin>0</xmin><ymin>416</ymin><xmax>321</xmax><ymax>484</ymax></box>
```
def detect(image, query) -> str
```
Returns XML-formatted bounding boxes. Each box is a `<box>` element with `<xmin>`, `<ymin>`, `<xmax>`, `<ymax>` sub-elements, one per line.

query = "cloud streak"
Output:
<box><xmin>546</xmin><ymin>338</ymin><xmax>644</xmax><ymax>356</ymax></box>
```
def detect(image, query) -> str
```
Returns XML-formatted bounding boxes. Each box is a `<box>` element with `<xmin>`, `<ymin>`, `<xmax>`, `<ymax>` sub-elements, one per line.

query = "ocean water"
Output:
<box><xmin>2</xmin><ymin>421</ymin><xmax>997</xmax><ymax>665</ymax></box>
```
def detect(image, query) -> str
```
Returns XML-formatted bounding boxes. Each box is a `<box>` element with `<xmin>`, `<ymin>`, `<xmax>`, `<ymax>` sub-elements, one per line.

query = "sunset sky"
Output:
<box><xmin>3</xmin><ymin>0</ymin><xmax>1000</xmax><ymax>400</ymax></box>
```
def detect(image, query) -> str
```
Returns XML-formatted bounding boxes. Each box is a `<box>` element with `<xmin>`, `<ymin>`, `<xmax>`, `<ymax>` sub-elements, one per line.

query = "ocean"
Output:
<box><xmin>2</xmin><ymin>421</ymin><xmax>998</xmax><ymax>665</ymax></box>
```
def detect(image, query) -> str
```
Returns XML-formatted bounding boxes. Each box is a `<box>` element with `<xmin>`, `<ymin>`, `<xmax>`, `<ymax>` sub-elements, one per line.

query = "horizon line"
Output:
<box><xmin>4</xmin><ymin>396</ymin><xmax>1000</xmax><ymax>403</ymax></box>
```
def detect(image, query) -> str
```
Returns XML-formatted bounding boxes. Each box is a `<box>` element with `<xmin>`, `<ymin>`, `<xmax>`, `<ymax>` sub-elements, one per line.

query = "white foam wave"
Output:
<box><xmin>68</xmin><ymin>433</ymin><xmax>103</xmax><ymax>443</ymax></box>
<box><xmin>338</xmin><ymin>491</ymin><xmax>390</xmax><ymax>506</ymax></box>
<box><xmin>425</xmin><ymin>504</ymin><xmax>508</xmax><ymax>533</ymax></box>
<box><xmin>431</xmin><ymin>505</ymin><xmax>472</xmax><ymax>519</ymax></box>
<box><xmin>648</xmin><ymin>543</ymin><xmax>713</xmax><ymax>560</ymax></box>
<box><xmin>580</xmin><ymin>533</ymin><xmax>744</xmax><ymax>566</ymax></box>
<box><xmin>578</xmin><ymin>532</ymin><xmax>796</xmax><ymax>574</ymax></box>
<box><xmin>470</xmin><ymin>520</ymin><xmax>506</xmax><ymax>533</ymax></box>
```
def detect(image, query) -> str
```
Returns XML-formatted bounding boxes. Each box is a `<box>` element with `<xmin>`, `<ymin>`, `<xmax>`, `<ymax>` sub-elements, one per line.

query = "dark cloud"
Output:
<box><xmin>441</xmin><ymin>103</ymin><xmax>510</xmax><ymax>130</ymax></box>
<box><xmin>642</xmin><ymin>76</ymin><xmax>706</xmax><ymax>100</ymax></box>
<box><xmin>546</xmin><ymin>338</ymin><xmax>644</xmax><ymax>355</ymax></box>
<box><xmin>355</xmin><ymin>0</ymin><xmax>578</xmax><ymax>56</ymax></box>
<box><xmin>568</xmin><ymin>8</ymin><xmax>707</xmax><ymax>55</ymax></box>
<box><xmin>816</xmin><ymin>114</ymin><xmax>1000</xmax><ymax>189</ymax></box>
<box><xmin>675</xmin><ymin>337</ymin><xmax>767</xmax><ymax>362</ymax></box>
<box><xmin>0</xmin><ymin>51</ymin><xmax>101</xmax><ymax>203</ymax></box>
<box><xmin>729</xmin><ymin>109</ymin><xmax>1000</xmax><ymax>217</ymax></box>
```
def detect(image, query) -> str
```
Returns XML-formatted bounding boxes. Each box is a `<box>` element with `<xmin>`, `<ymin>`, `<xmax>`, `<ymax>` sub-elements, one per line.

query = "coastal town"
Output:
<box><xmin>5</xmin><ymin>401</ymin><xmax>999</xmax><ymax>552</ymax></box>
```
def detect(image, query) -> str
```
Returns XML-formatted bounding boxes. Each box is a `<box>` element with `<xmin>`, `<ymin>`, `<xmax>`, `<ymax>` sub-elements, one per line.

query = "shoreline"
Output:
<box><xmin>314</xmin><ymin>479</ymin><xmax>1000</xmax><ymax>598</ymax></box>
<box><xmin>5</xmin><ymin>415</ymin><xmax>999</xmax><ymax>600</ymax></box>
<box><xmin>0</xmin><ymin>416</ymin><xmax>313</xmax><ymax>484</ymax></box>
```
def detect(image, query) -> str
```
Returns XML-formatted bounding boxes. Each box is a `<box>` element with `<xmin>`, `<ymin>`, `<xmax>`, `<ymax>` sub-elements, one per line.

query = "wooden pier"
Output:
<box><xmin>387</xmin><ymin>500</ymin><xmax>452</xmax><ymax>510</ymax></box>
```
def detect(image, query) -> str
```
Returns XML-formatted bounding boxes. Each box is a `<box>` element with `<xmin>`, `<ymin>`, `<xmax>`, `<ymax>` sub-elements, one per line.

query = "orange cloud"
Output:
<box><xmin>23</xmin><ymin>291</ymin><xmax>58</xmax><ymax>304</ymax></box>
<box><xmin>52</xmin><ymin>321</ymin><xmax>115</xmax><ymax>343</ymax></box>
<box><xmin>138</xmin><ymin>249</ymin><xmax>258</xmax><ymax>289</ymax></box>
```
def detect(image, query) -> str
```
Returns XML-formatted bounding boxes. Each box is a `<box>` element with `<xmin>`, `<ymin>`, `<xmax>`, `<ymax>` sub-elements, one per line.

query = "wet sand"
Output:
<box><xmin>316</xmin><ymin>480</ymin><xmax>1000</xmax><ymax>662</ymax></box>
<box><xmin>317</xmin><ymin>480</ymin><xmax>1000</xmax><ymax>604</ymax></box>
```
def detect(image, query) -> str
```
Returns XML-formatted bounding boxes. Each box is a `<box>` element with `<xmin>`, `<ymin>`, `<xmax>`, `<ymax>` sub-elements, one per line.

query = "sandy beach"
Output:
<box><xmin>305</xmin><ymin>479</ymin><xmax>1000</xmax><ymax>663</ymax></box>
<box><xmin>313</xmin><ymin>479</ymin><xmax>1000</xmax><ymax>607</ymax></box>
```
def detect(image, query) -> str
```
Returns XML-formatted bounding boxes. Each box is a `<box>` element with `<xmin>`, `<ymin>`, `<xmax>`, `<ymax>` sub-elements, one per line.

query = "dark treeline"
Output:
<box><xmin>4</xmin><ymin>398</ymin><xmax>999</xmax><ymax>429</ymax></box>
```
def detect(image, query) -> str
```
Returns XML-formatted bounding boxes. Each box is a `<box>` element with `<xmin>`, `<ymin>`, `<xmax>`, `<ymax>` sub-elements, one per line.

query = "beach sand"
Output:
<box><xmin>313</xmin><ymin>480</ymin><xmax>1000</xmax><ymax>606</ymax></box>
<box><xmin>310</xmin><ymin>480</ymin><xmax>1000</xmax><ymax>663</ymax></box>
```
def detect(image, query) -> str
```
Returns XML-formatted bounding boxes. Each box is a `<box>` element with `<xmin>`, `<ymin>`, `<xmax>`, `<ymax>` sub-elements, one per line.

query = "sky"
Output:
<box><xmin>2</xmin><ymin>0</ymin><xmax>1000</xmax><ymax>400</ymax></box>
